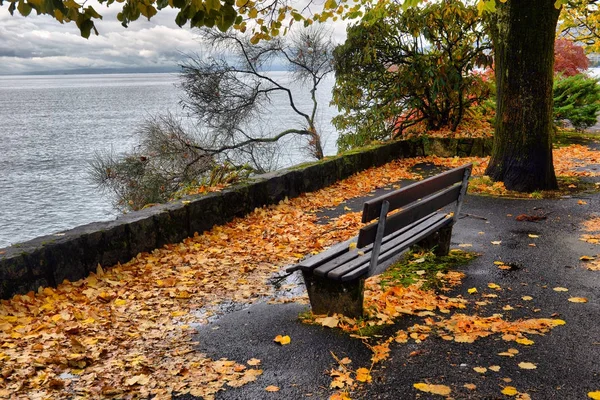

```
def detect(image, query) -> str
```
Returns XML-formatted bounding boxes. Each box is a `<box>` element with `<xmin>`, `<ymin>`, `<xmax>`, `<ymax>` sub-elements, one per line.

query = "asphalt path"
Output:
<box><xmin>180</xmin><ymin>175</ymin><xmax>600</xmax><ymax>400</ymax></box>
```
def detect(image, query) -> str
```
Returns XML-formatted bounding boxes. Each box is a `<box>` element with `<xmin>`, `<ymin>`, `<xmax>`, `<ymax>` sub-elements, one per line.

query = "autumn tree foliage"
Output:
<box><xmin>7</xmin><ymin>0</ymin><xmax>600</xmax><ymax>192</ymax></box>
<box><xmin>331</xmin><ymin>0</ymin><xmax>492</xmax><ymax>151</ymax></box>
<box><xmin>554</xmin><ymin>38</ymin><xmax>589</xmax><ymax>76</ymax></box>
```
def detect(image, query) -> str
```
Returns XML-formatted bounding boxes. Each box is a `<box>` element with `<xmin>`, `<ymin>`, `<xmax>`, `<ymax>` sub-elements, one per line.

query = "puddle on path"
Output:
<box><xmin>191</xmin><ymin>270</ymin><xmax>307</xmax><ymax>326</ymax></box>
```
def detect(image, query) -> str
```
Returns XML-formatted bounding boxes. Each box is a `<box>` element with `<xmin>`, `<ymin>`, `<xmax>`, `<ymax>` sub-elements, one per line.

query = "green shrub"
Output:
<box><xmin>553</xmin><ymin>74</ymin><xmax>600</xmax><ymax>131</ymax></box>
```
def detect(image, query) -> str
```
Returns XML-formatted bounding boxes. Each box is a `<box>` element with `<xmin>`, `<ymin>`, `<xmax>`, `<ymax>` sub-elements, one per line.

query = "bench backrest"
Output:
<box><xmin>356</xmin><ymin>163</ymin><xmax>472</xmax><ymax>249</ymax></box>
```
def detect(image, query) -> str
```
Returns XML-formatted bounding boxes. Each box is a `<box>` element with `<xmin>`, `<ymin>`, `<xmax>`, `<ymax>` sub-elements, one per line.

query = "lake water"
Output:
<box><xmin>0</xmin><ymin>72</ymin><xmax>338</xmax><ymax>248</ymax></box>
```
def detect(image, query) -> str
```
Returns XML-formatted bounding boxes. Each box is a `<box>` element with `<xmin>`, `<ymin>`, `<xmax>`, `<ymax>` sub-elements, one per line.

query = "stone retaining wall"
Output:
<box><xmin>0</xmin><ymin>137</ymin><xmax>491</xmax><ymax>299</ymax></box>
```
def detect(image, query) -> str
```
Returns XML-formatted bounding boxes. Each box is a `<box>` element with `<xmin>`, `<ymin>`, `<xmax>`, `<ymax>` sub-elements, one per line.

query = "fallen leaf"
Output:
<box><xmin>459</xmin><ymin>243</ymin><xmax>473</xmax><ymax>247</ymax></box>
<box><xmin>578</xmin><ymin>200</ymin><xmax>588</xmax><ymax>205</ymax></box>
<box><xmin>464</xmin><ymin>383</ymin><xmax>477</xmax><ymax>390</ymax></box>
<box><xmin>568</xmin><ymin>297</ymin><xmax>588</xmax><ymax>303</ymax></box>
<box><xmin>274</xmin><ymin>335</ymin><xmax>291</xmax><ymax>345</ymax></box>
<box><xmin>528</xmin><ymin>234</ymin><xmax>539</xmax><ymax>238</ymax></box>
<box><xmin>489</xmin><ymin>365</ymin><xmax>501</xmax><ymax>372</ymax></box>
<box><xmin>553</xmin><ymin>287</ymin><xmax>568</xmax><ymax>292</ymax></box>
<box><xmin>491</xmin><ymin>241</ymin><xmax>502</xmax><ymax>245</ymax></box>
<box><xmin>356</xmin><ymin>368</ymin><xmax>372</xmax><ymax>383</ymax></box>
<box><xmin>503</xmin><ymin>305</ymin><xmax>514</xmax><ymax>311</ymax></box>
<box><xmin>515</xmin><ymin>214</ymin><xmax>547</xmax><ymax>222</ymax></box>
<box><xmin>502</xmin><ymin>386</ymin><xmax>519</xmax><ymax>396</ymax></box>
<box><xmin>588</xmin><ymin>391</ymin><xmax>600</xmax><ymax>400</ymax></box>
<box><xmin>265</xmin><ymin>385</ymin><xmax>280</xmax><ymax>392</ymax></box>
<box><xmin>488</xmin><ymin>283</ymin><xmax>501</xmax><ymax>290</ymax></box>
<box><xmin>247</xmin><ymin>358</ymin><xmax>261</xmax><ymax>366</ymax></box>
<box><xmin>515</xmin><ymin>337</ymin><xmax>534</xmax><ymax>346</ymax></box>
<box><xmin>503</xmin><ymin>377</ymin><xmax>513</xmax><ymax>383</ymax></box>
<box><xmin>413</xmin><ymin>383</ymin><xmax>451</xmax><ymax>395</ymax></box>
<box><xmin>580</xmin><ymin>255</ymin><xmax>596</xmax><ymax>261</ymax></box>
<box><xmin>468</xmin><ymin>287</ymin><xmax>478</xmax><ymax>294</ymax></box>
<box><xmin>521</xmin><ymin>296</ymin><xmax>533</xmax><ymax>301</ymax></box>
<box><xmin>473</xmin><ymin>366</ymin><xmax>487</xmax><ymax>373</ymax></box>
<box><xmin>329</xmin><ymin>392</ymin><xmax>351</xmax><ymax>400</ymax></box>
<box><xmin>518</xmin><ymin>362</ymin><xmax>537</xmax><ymax>370</ymax></box>
<box><xmin>321</xmin><ymin>316</ymin><xmax>340</xmax><ymax>328</ymax></box>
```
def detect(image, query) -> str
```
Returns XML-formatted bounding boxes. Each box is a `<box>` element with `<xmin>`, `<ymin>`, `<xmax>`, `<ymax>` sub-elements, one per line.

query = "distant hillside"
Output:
<box><xmin>13</xmin><ymin>66</ymin><xmax>182</xmax><ymax>76</ymax></box>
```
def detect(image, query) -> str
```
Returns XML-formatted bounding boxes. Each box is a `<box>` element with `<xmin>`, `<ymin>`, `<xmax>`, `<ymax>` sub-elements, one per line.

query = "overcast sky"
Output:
<box><xmin>0</xmin><ymin>3</ymin><xmax>348</xmax><ymax>75</ymax></box>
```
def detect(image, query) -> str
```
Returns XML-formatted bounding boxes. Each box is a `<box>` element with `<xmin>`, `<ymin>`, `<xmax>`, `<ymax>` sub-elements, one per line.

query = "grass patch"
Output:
<box><xmin>380</xmin><ymin>249</ymin><xmax>478</xmax><ymax>291</ymax></box>
<box><xmin>554</xmin><ymin>129</ymin><xmax>600</xmax><ymax>148</ymax></box>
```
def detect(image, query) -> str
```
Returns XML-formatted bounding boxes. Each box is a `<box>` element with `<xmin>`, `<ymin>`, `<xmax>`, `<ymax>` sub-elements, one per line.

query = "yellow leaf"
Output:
<box><xmin>114</xmin><ymin>299</ymin><xmax>127</xmax><ymax>306</ymax></box>
<box><xmin>413</xmin><ymin>382</ymin><xmax>451</xmax><ymax>395</ymax></box>
<box><xmin>568</xmin><ymin>297</ymin><xmax>588</xmax><ymax>303</ymax></box>
<box><xmin>518</xmin><ymin>362</ymin><xmax>537</xmax><ymax>370</ymax></box>
<box><xmin>247</xmin><ymin>358</ymin><xmax>261</xmax><ymax>366</ymax></box>
<box><xmin>494</xmin><ymin>261</ymin><xmax>504</xmax><ymax>265</ymax></box>
<box><xmin>464</xmin><ymin>383</ymin><xmax>477</xmax><ymax>390</ymax></box>
<box><xmin>553</xmin><ymin>287</ymin><xmax>568</xmax><ymax>292</ymax></box>
<box><xmin>468</xmin><ymin>287</ymin><xmax>478</xmax><ymax>294</ymax></box>
<box><xmin>588</xmin><ymin>391</ymin><xmax>600</xmax><ymax>400</ymax></box>
<box><xmin>274</xmin><ymin>335</ymin><xmax>291</xmax><ymax>345</ymax></box>
<box><xmin>580</xmin><ymin>255</ymin><xmax>595</xmax><ymax>261</ymax></box>
<box><xmin>503</xmin><ymin>305</ymin><xmax>514</xmax><ymax>311</ymax></box>
<box><xmin>491</xmin><ymin>240</ymin><xmax>502</xmax><ymax>245</ymax></box>
<box><xmin>521</xmin><ymin>296</ymin><xmax>533</xmax><ymax>301</ymax></box>
<box><xmin>515</xmin><ymin>337</ymin><xmax>534</xmax><ymax>346</ymax></box>
<box><xmin>488</xmin><ymin>283</ymin><xmax>501</xmax><ymax>290</ymax></box>
<box><xmin>349</xmin><ymin>242</ymin><xmax>357</xmax><ymax>250</ymax></box>
<box><xmin>528</xmin><ymin>234</ymin><xmax>539</xmax><ymax>238</ymax></box>
<box><xmin>265</xmin><ymin>385</ymin><xmax>280</xmax><ymax>392</ymax></box>
<box><xmin>356</xmin><ymin>367</ymin><xmax>372</xmax><ymax>383</ymax></box>
<box><xmin>502</xmin><ymin>386</ymin><xmax>519</xmax><ymax>396</ymax></box>
<box><xmin>458</xmin><ymin>243</ymin><xmax>473</xmax><ymax>247</ymax></box>
<box><xmin>473</xmin><ymin>366</ymin><xmax>487</xmax><ymax>373</ymax></box>
<box><xmin>489</xmin><ymin>365</ymin><xmax>501</xmax><ymax>372</ymax></box>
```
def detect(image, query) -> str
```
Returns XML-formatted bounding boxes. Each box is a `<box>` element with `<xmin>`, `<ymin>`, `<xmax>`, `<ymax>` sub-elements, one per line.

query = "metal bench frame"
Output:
<box><xmin>287</xmin><ymin>164</ymin><xmax>472</xmax><ymax>318</ymax></box>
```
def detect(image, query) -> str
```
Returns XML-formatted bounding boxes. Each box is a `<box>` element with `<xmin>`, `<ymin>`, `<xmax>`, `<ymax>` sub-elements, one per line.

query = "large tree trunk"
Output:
<box><xmin>485</xmin><ymin>0</ymin><xmax>560</xmax><ymax>192</ymax></box>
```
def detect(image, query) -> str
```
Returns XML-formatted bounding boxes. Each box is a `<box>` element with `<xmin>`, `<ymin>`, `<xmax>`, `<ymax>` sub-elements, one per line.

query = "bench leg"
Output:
<box><xmin>415</xmin><ymin>225</ymin><xmax>452</xmax><ymax>256</ymax></box>
<box><xmin>302</xmin><ymin>272</ymin><xmax>364</xmax><ymax>318</ymax></box>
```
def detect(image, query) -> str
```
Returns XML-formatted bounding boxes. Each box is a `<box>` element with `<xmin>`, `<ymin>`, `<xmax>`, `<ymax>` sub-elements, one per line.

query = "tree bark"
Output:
<box><xmin>485</xmin><ymin>0</ymin><xmax>560</xmax><ymax>192</ymax></box>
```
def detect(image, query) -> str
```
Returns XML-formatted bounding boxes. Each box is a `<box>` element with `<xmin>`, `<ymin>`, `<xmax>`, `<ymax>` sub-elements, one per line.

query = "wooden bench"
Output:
<box><xmin>287</xmin><ymin>163</ymin><xmax>472</xmax><ymax>318</ymax></box>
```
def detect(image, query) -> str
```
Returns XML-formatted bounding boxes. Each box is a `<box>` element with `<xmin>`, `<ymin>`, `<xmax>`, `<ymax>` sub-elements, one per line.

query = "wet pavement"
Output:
<box><xmin>179</xmin><ymin>169</ymin><xmax>600</xmax><ymax>399</ymax></box>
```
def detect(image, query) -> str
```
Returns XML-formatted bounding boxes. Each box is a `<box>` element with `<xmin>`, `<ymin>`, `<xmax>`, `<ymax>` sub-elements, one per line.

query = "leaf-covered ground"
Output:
<box><xmin>1</xmin><ymin>142</ymin><xmax>599</xmax><ymax>399</ymax></box>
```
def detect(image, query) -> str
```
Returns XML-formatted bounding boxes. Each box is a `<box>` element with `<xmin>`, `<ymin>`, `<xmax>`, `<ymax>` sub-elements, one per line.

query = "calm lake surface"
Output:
<box><xmin>0</xmin><ymin>72</ymin><xmax>337</xmax><ymax>248</ymax></box>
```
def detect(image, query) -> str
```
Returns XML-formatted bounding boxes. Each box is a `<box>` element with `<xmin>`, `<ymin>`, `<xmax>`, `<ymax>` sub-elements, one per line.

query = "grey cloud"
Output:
<box><xmin>0</xmin><ymin>2</ymin><xmax>347</xmax><ymax>75</ymax></box>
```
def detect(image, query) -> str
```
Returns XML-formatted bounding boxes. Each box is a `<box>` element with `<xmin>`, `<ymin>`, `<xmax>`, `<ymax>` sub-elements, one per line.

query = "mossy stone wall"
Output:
<box><xmin>0</xmin><ymin>137</ymin><xmax>491</xmax><ymax>299</ymax></box>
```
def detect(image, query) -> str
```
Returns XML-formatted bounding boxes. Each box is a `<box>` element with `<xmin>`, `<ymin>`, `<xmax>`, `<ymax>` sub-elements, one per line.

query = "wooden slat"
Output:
<box><xmin>329</xmin><ymin>216</ymin><xmax>453</xmax><ymax>281</ymax></box>
<box><xmin>286</xmin><ymin>237</ymin><xmax>356</xmax><ymax>273</ymax></box>
<box><xmin>361</xmin><ymin>164</ymin><xmax>471</xmax><ymax>223</ymax></box>
<box><xmin>313</xmin><ymin>213</ymin><xmax>444</xmax><ymax>278</ymax></box>
<box><xmin>357</xmin><ymin>184</ymin><xmax>461</xmax><ymax>248</ymax></box>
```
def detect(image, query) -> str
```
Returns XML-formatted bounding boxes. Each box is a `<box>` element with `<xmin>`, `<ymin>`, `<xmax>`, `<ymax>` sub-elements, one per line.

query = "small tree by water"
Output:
<box><xmin>90</xmin><ymin>26</ymin><xmax>334</xmax><ymax>211</ymax></box>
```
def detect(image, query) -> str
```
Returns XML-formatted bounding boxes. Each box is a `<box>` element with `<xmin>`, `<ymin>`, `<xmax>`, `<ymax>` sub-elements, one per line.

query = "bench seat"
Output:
<box><xmin>287</xmin><ymin>163</ymin><xmax>472</xmax><ymax>317</ymax></box>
